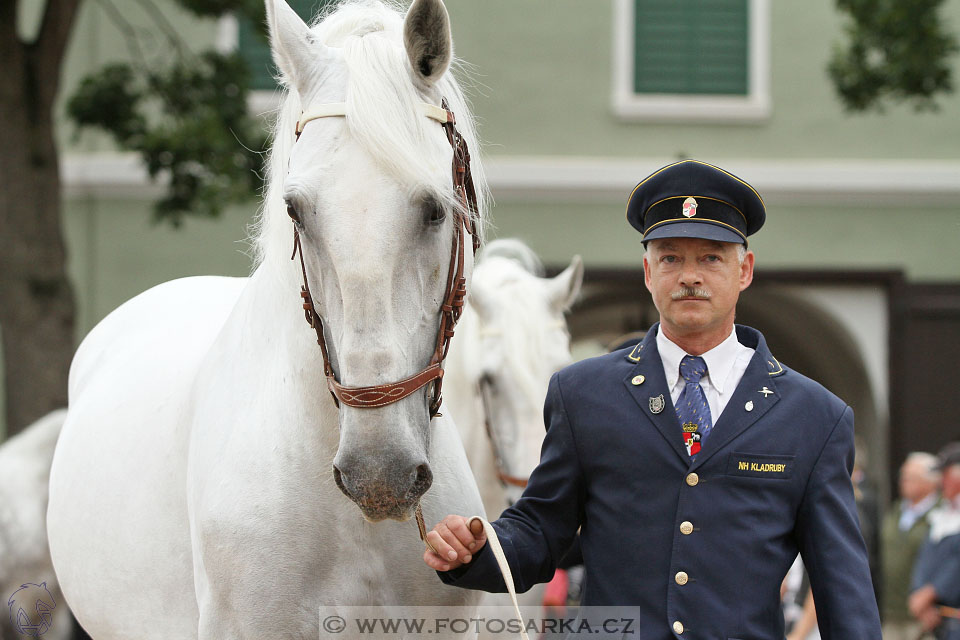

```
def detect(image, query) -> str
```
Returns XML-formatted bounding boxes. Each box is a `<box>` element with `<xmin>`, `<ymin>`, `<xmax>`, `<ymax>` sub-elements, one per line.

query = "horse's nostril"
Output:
<box><xmin>333</xmin><ymin>464</ymin><xmax>352</xmax><ymax>500</ymax></box>
<box><xmin>412</xmin><ymin>463</ymin><xmax>433</xmax><ymax>495</ymax></box>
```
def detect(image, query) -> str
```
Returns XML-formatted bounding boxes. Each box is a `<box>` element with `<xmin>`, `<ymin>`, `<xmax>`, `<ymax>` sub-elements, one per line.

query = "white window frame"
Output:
<box><xmin>611</xmin><ymin>0</ymin><xmax>771</xmax><ymax>123</ymax></box>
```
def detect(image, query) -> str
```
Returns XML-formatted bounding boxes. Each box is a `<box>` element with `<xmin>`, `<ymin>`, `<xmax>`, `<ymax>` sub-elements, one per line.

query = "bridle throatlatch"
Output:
<box><xmin>289</xmin><ymin>98</ymin><xmax>480</xmax><ymax>420</ymax></box>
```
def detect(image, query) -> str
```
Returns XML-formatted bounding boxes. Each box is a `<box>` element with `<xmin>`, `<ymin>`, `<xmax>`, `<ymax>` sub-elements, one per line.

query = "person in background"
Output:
<box><xmin>882</xmin><ymin>452</ymin><xmax>941</xmax><ymax>640</ymax></box>
<box><xmin>910</xmin><ymin>444</ymin><xmax>960</xmax><ymax>640</ymax></box>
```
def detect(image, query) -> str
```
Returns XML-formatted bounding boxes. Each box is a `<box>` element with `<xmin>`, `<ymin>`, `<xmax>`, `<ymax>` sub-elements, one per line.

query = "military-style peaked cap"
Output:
<box><xmin>626</xmin><ymin>159</ymin><xmax>766</xmax><ymax>245</ymax></box>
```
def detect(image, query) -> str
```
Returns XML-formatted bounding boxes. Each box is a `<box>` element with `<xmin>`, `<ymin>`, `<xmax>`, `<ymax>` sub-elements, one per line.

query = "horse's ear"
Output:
<box><xmin>403</xmin><ymin>0</ymin><xmax>453</xmax><ymax>86</ymax></box>
<box><xmin>547</xmin><ymin>255</ymin><xmax>584</xmax><ymax>312</ymax></box>
<box><xmin>265</xmin><ymin>0</ymin><xmax>322</xmax><ymax>88</ymax></box>
<box><xmin>467</xmin><ymin>282</ymin><xmax>495</xmax><ymax>322</ymax></box>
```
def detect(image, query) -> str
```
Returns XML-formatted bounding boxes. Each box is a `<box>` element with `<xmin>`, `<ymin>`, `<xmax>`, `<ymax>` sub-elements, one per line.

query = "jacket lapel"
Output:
<box><xmin>621</xmin><ymin>326</ymin><xmax>689</xmax><ymax>464</ymax></box>
<box><xmin>690</xmin><ymin>326</ymin><xmax>784</xmax><ymax>470</ymax></box>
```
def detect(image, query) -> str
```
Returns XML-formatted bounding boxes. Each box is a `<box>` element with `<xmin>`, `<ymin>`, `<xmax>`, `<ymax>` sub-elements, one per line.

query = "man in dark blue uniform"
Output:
<box><xmin>424</xmin><ymin>160</ymin><xmax>882</xmax><ymax>638</ymax></box>
<box><xmin>910</xmin><ymin>443</ymin><xmax>960</xmax><ymax>640</ymax></box>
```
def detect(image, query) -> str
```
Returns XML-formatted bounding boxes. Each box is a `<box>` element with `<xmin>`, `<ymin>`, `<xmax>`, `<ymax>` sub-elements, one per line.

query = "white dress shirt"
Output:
<box><xmin>657</xmin><ymin>327</ymin><xmax>755</xmax><ymax>423</ymax></box>
<box><xmin>899</xmin><ymin>492</ymin><xmax>939</xmax><ymax>532</ymax></box>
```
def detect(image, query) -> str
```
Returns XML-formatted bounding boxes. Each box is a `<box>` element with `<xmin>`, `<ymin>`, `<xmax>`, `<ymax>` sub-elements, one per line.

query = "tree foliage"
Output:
<box><xmin>829</xmin><ymin>0</ymin><xmax>959</xmax><ymax>112</ymax></box>
<box><xmin>66</xmin><ymin>0</ymin><xmax>270</xmax><ymax>225</ymax></box>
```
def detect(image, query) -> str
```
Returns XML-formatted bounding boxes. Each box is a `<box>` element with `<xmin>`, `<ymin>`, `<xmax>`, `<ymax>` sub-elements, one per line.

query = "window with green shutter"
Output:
<box><xmin>238</xmin><ymin>1</ymin><xmax>332</xmax><ymax>91</ymax></box>
<box><xmin>612</xmin><ymin>0</ymin><xmax>770</xmax><ymax>122</ymax></box>
<box><xmin>633</xmin><ymin>0</ymin><xmax>748</xmax><ymax>96</ymax></box>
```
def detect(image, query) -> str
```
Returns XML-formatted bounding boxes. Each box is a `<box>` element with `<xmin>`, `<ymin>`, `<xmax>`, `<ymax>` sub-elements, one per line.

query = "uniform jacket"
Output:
<box><xmin>912</xmin><ymin>509</ymin><xmax>960</xmax><ymax>640</ymax></box>
<box><xmin>440</xmin><ymin>324</ymin><xmax>881</xmax><ymax>639</ymax></box>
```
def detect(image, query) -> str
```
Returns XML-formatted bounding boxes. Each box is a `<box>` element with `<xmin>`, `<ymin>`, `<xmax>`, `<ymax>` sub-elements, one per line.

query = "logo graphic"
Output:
<box><xmin>649</xmin><ymin>394</ymin><xmax>665</xmax><ymax>414</ymax></box>
<box><xmin>682</xmin><ymin>424</ymin><xmax>701</xmax><ymax>456</ymax></box>
<box><xmin>682</xmin><ymin>197</ymin><xmax>698</xmax><ymax>218</ymax></box>
<box><xmin>7</xmin><ymin>582</ymin><xmax>56</xmax><ymax>637</ymax></box>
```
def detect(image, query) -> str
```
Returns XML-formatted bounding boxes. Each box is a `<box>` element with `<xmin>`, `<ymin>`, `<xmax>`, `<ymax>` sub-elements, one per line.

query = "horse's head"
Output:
<box><xmin>468</xmin><ymin>241</ymin><xmax>583</xmax><ymax>504</ymax></box>
<box><xmin>263</xmin><ymin>0</ymin><xmax>486</xmax><ymax>521</ymax></box>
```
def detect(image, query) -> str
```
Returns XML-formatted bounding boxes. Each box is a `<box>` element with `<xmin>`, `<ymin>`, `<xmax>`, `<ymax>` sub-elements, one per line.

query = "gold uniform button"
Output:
<box><xmin>631</xmin><ymin>375</ymin><xmax>645</xmax><ymax>386</ymax></box>
<box><xmin>686</xmin><ymin>472</ymin><xmax>699</xmax><ymax>486</ymax></box>
<box><xmin>680</xmin><ymin>521</ymin><xmax>694</xmax><ymax>535</ymax></box>
<box><xmin>673</xmin><ymin>620</ymin><xmax>684</xmax><ymax>634</ymax></box>
<box><xmin>675</xmin><ymin>571</ymin><xmax>689</xmax><ymax>585</ymax></box>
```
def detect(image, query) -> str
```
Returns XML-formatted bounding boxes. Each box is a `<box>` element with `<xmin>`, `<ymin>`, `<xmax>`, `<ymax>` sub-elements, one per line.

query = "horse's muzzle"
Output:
<box><xmin>333</xmin><ymin>460</ymin><xmax>433</xmax><ymax>521</ymax></box>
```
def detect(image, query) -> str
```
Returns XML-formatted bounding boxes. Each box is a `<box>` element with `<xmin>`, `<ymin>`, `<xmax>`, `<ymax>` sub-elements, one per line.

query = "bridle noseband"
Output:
<box><xmin>290</xmin><ymin>99</ymin><xmax>480</xmax><ymax>420</ymax></box>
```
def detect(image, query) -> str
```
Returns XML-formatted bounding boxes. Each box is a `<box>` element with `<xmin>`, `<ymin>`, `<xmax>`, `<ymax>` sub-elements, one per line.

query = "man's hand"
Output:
<box><xmin>909</xmin><ymin>584</ymin><xmax>938</xmax><ymax>618</ymax></box>
<box><xmin>423</xmin><ymin>515</ymin><xmax>486</xmax><ymax>571</ymax></box>
<box><xmin>917</xmin><ymin>606</ymin><xmax>942</xmax><ymax>632</ymax></box>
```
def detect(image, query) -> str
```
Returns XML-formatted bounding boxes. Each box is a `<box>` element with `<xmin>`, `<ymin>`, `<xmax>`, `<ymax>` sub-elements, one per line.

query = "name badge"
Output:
<box><xmin>727</xmin><ymin>453</ymin><xmax>795</xmax><ymax>479</ymax></box>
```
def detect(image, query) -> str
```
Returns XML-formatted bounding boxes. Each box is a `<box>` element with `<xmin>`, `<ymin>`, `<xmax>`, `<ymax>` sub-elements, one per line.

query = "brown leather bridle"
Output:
<box><xmin>290</xmin><ymin>98</ymin><xmax>480</xmax><ymax>420</ymax></box>
<box><xmin>479</xmin><ymin>377</ymin><xmax>530</xmax><ymax>489</ymax></box>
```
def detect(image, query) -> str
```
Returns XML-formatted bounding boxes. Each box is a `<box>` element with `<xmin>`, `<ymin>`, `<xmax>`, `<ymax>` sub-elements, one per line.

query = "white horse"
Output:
<box><xmin>0</xmin><ymin>410</ymin><xmax>74</xmax><ymax>640</ymax></box>
<box><xmin>47</xmin><ymin>1</ymin><xmax>489</xmax><ymax>637</ymax></box>
<box><xmin>442</xmin><ymin>240</ymin><xmax>581</xmax><ymax>619</ymax></box>
<box><xmin>445</xmin><ymin>239</ymin><xmax>582</xmax><ymax>519</ymax></box>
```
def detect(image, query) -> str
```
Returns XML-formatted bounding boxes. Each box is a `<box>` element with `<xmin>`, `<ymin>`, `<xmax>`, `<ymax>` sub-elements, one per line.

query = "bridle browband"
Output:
<box><xmin>289</xmin><ymin>98</ymin><xmax>480</xmax><ymax>420</ymax></box>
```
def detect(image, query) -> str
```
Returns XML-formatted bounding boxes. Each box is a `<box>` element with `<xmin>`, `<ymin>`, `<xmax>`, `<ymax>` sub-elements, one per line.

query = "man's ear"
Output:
<box><xmin>739</xmin><ymin>250</ymin><xmax>755</xmax><ymax>291</ymax></box>
<box><xmin>643</xmin><ymin>252</ymin><xmax>653</xmax><ymax>292</ymax></box>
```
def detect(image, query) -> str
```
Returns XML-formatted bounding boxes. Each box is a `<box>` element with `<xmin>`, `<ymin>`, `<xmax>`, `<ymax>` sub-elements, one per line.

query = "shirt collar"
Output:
<box><xmin>905</xmin><ymin>492</ymin><xmax>939</xmax><ymax>516</ymax></box>
<box><xmin>657</xmin><ymin>326</ymin><xmax>743</xmax><ymax>393</ymax></box>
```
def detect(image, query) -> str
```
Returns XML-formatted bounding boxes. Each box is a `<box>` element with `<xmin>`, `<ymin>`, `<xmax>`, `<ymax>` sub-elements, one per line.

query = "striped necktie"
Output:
<box><xmin>676</xmin><ymin>356</ymin><xmax>712</xmax><ymax>457</ymax></box>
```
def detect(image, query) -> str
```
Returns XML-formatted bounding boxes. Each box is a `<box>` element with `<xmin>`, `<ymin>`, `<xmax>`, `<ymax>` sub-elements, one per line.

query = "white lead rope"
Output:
<box><xmin>416</xmin><ymin>507</ymin><xmax>529</xmax><ymax>640</ymax></box>
<box><xmin>468</xmin><ymin>516</ymin><xmax>531</xmax><ymax>640</ymax></box>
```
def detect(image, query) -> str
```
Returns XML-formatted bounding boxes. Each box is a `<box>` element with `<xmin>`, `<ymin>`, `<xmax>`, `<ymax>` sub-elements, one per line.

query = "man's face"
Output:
<box><xmin>942</xmin><ymin>465</ymin><xmax>960</xmax><ymax>502</ymax></box>
<box><xmin>643</xmin><ymin>237</ymin><xmax>754</xmax><ymax>340</ymax></box>
<box><xmin>899</xmin><ymin>460</ymin><xmax>939</xmax><ymax>504</ymax></box>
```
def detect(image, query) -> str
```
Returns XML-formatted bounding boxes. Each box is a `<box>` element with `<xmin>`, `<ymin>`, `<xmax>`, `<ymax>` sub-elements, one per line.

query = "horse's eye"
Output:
<box><xmin>424</xmin><ymin>197</ymin><xmax>447</xmax><ymax>226</ymax></box>
<box><xmin>286</xmin><ymin>202</ymin><xmax>301</xmax><ymax>223</ymax></box>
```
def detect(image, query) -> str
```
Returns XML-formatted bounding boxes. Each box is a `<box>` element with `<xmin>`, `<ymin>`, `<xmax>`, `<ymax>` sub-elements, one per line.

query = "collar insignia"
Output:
<box><xmin>649</xmin><ymin>394</ymin><xmax>665</xmax><ymax>414</ymax></box>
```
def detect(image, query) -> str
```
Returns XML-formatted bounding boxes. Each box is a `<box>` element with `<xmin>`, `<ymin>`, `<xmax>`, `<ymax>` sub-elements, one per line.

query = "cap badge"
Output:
<box><xmin>682</xmin><ymin>197</ymin><xmax>698</xmax><ymax>218</ymax></box>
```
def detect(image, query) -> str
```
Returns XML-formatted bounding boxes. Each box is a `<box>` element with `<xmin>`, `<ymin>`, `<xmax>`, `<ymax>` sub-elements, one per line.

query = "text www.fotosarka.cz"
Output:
<box><xmin>318</xmin><ymin>606</ymin><xmax>641</xmax><ymax>637</ymax></box>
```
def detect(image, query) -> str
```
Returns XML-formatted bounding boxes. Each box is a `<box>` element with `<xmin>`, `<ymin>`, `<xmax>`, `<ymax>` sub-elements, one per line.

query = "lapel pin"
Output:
<box><xmin>745</xmin><ymin>400</ymin><xmax>754</xmax><ymax>412</ymax></box>
<box><xmin>631</xmin><ymin>375</ymin><xmax>645</xmax><ymax>386</ymax></box>
<box><xmin>649</xmin><ymin>394</ymin><xmax>665</xmax><ymax>414</ymax></box>
<box><xmin>759</xmin><ymin>387</ymin><xmax>774</xmax><ymax>398</ymax></box>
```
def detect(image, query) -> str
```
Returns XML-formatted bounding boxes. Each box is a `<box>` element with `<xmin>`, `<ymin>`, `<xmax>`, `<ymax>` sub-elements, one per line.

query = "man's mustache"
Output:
<box><xmin>671</xmin><ymin>287</ymin><xmax>711</xmax><ymax>300</ymax></box>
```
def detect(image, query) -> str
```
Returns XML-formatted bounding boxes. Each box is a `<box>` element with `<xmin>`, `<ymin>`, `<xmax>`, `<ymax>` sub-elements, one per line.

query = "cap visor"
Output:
<box><xmin>643</xmin><ymin>221</ymin><xmax>745</xmax><ymax>244</ymax></box>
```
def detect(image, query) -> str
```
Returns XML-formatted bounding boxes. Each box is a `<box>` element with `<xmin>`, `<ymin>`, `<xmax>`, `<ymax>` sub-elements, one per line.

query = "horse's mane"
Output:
<box><xmin>251</xmin><ymin>0</ymin><xmax>489</xmax><ymax>270</ymax></box>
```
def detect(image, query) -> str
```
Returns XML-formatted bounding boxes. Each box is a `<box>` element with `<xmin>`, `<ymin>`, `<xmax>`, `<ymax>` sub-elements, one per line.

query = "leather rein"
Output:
<box><xmin>290</xmin><ymin>98</ymin><xmax>480</xmax><ymax>421</ymax></box>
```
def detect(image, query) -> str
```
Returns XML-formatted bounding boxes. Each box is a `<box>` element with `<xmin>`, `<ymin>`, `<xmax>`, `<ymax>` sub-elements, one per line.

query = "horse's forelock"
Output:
<box><xmin>251</xmin><ymin>0</ymin><xmax>488</xmax><ymax>271</ymax></box>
